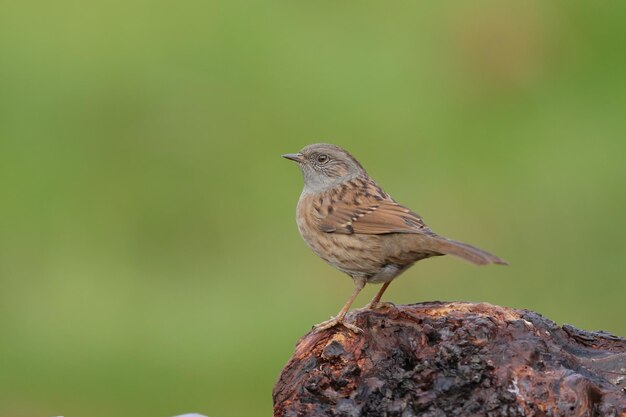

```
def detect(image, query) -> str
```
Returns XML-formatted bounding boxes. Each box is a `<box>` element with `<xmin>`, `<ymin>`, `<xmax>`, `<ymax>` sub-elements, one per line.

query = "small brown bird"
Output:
<box><xmin>283</xmin><ymin>143</ymin><xmax>507</xmax><ymax>333</ymax></box>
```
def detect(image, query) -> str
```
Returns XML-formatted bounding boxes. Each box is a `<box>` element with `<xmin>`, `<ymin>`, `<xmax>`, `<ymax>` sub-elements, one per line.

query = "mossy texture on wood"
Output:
<box><xmin>273</xmin><ymin>302</ymin><xmax>626</xmax><ymax>417</ymax></box>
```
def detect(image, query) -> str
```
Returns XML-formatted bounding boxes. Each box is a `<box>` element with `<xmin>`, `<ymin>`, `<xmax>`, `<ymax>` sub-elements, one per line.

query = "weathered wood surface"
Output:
<box><xmin>273</xmin><ymin>302</ymin><xmax>626</xmax><ymax>417</ymax></box>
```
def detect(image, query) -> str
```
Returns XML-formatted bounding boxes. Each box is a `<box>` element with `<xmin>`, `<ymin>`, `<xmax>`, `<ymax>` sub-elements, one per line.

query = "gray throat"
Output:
<box><xmin>300</xmin><ymin>171</ymin><xmax>361</xmax><ymax>195</ymax></box>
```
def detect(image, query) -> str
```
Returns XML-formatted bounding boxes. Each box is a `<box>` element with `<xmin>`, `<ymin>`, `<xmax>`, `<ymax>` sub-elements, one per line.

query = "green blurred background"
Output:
<box><xmin>1</xmin><ymin>1</ymin><xmax>625</xmax><ymax>416</ymax></box>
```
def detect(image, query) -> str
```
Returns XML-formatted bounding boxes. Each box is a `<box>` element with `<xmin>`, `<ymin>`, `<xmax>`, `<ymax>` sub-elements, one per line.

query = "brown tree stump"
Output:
<box><xmin>273</xmin><ymin>302</ymin><xmax>626</xmax><ymax>417</ymax></box>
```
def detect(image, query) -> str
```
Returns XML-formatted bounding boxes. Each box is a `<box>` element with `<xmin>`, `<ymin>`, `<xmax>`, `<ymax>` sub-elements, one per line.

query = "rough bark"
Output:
<box><xmin>273</xmin><ymin>302</ymin><xmax>626</xmax><ymax>417</ymax></box>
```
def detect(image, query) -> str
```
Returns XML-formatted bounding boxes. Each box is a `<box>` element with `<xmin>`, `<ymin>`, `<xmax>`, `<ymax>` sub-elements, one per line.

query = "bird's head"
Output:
<box><xmin>282</xmin><ymin>143</ymin><xmax>366</xmax><ymax>193</ymax></box>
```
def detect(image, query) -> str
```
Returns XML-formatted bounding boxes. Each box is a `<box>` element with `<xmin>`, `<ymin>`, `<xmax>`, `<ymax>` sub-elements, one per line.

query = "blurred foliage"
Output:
<box><xmin>1</xmin><ymin>1</ymin><xmax>625</xmax><ymax>416</ymax></box>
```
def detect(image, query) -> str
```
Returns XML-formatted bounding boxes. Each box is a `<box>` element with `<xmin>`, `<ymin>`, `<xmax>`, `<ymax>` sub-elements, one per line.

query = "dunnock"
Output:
<box><xmin>283</xmin><ymin>143</ymin><xmax>507</xmax><ymax>333</ymax></box>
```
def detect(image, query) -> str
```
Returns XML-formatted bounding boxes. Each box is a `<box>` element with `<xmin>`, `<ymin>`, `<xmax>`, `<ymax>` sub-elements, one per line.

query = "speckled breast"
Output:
<box><xmin>296</xmin><ymin>192</ymin><xmax>387</xmax><ymax>279</ymax></box>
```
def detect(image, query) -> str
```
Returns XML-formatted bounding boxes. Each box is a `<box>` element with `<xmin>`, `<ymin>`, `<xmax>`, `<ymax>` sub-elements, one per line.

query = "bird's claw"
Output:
<box><xmin>367</xmin><ymin>301</ymin><xmax>396</xmax><ymax>310</ymax></box>
<box><xmin>313</xmin><ymin>316</ymin><xmax>362</xmax><ymax>334</ymax></box>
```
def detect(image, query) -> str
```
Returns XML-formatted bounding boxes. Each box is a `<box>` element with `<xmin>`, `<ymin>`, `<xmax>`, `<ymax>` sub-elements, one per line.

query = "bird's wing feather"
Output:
<box><xmin>319</xmin><ymin>198</ymin><xmax>431</xmax><ymax>235</ymax></box>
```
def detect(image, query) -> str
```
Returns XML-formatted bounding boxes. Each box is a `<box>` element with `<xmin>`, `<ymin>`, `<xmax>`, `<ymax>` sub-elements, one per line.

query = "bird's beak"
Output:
<box><xmin>282</xmin><ymin>153</ymin><xmax>303</xmax><ymax>162</ymax></box>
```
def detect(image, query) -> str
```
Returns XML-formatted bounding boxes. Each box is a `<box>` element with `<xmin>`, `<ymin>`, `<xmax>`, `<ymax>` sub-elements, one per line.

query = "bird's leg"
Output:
<box><xmin>313</xmin><ymin>277</ymin><xmax>366</xmax><ymax>333</ymax></box>
<box><xmin>365</xmin><ymin>281</ymin><xmax>394</xmax><ymax>309</ymax></box>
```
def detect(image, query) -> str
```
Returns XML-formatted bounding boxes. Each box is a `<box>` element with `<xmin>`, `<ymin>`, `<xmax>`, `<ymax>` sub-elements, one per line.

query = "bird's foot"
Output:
<box><xmin>365</xmin><ymin>301</ymin><xmax>396</xmax><ymax>310</ymax></box>
<box><xmin>313</xmin><ymin>316</ymin><xmax>362</xmax><ymax>334</ymax></box>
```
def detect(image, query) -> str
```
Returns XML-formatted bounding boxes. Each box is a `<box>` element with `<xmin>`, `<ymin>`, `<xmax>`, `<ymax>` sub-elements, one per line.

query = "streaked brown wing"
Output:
<box><xmin>319</xmin><ymin>199</ymin><xmax>431</xmax><ymax>235</ymax></box>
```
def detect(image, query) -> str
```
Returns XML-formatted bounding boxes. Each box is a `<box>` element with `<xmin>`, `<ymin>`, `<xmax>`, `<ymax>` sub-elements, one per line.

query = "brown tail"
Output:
<box><xmin>429</xmin><ymin>237</ymin><xmax>508</xmax><ymax>266</ymax></box>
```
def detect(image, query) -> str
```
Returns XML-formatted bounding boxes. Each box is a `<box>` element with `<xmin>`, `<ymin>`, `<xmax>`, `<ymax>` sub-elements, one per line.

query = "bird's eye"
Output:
<box><xmin>317</xmin><ymin>154</ymin><xmax>329</xmax><ymax>164</ymax></box>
